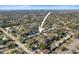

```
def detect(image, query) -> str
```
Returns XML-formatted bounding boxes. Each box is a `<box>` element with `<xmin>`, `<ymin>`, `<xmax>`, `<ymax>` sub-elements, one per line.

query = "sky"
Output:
<box><xmin>0</xmin><ymin>5</ymin><xmax>79</xmax><ymax>10</ymax></box>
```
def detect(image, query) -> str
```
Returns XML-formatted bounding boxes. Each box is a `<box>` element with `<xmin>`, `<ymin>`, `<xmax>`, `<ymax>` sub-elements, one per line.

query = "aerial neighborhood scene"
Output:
<box><xmin>0</xmin><ymin>5</ymin><xmax>79</xmax><ymax>54</ymax></box>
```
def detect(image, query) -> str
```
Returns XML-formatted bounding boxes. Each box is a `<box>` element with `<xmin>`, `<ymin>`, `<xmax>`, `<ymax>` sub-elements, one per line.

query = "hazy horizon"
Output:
<box><xmin>0</xmin><ymin>5</ymin><xmax>79</xmax><ymax>10</ymax></box>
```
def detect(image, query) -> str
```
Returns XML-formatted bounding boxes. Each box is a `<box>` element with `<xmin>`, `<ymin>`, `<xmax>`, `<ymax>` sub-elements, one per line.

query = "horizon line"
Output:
<box><xmin>0</xmin><ymin>5</ymin><xmax>79</xmax><ymax>10</ymax></box>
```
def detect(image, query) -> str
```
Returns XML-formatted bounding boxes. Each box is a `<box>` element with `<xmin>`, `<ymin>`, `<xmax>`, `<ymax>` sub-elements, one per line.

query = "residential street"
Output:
<box><xmin>0</xmin><ymin>28</ymin><xmax>33</xmax><ymax>54</ymax></box>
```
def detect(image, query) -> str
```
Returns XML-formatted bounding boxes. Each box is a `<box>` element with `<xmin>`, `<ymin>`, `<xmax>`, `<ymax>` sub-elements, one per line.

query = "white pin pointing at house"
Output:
<box><xmin>39</xmin><ymin>12</ymin><xmax>51</xmax><ymax>33</ymax></box>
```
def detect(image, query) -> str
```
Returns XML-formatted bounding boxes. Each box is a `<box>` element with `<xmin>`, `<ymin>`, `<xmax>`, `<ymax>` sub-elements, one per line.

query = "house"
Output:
<box><xmin>45</xmin><ymin>38</ymin><xmax>52</xmax><ymax>44</ymax></box>
<box><xmin>54</xmin><ymin>41</ymin><xmax>60</xmax><ymax>47</ymax></box>
<box><xmin>32</xmin><ymin>45</ymin><xmax>38</xmax><ymax>51</ymax></box>
<box><xmin>50</xmin><ymin>43</ymin><xmax>56</xmax><ymax>51</ymax></box>
<box><xmin>0</xmin><ymin>45</ymin><xmax>5</xmax><ymax>49</ymax></box>
<box><xmin>42</xmin><ymin>49</ymin><xmax>50</xmax><ymax>54</ymax></box>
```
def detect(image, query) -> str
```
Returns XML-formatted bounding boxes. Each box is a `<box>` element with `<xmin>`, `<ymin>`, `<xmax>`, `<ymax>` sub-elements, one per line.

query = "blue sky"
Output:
<box><xmin>0</xmin><ymin>5</ymin><xmax>79</xmax><ymax>10</ymax></box>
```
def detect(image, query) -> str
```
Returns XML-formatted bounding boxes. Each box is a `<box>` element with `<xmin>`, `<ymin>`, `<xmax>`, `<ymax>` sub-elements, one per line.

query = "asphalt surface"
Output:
<box><xmin>0</xmin><ymin>28</ymin><xmax>33</xmax><ymax>54</ymax></box>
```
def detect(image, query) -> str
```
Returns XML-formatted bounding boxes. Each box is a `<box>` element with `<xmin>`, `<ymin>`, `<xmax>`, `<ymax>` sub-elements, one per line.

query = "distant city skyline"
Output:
<box><xmin>0</xmin><ymin>5</ymin><xmax>79</xmax><ymax>10</ymax></box>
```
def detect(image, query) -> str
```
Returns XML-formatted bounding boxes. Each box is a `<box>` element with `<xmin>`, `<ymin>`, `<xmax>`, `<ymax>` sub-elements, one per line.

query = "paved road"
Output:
<box><xmin>0</xmin><ymin>28</ymin><xmax>33</xmax><ymax>54</ymax></box>
<box><xmin>61</xmin><ymin>39</ymin><xmax>79</xmax><ymax>54</ymax></box>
